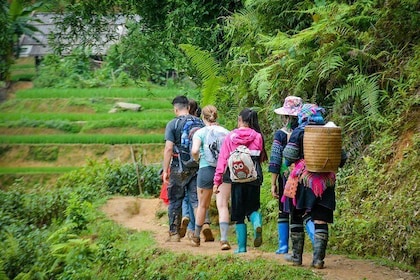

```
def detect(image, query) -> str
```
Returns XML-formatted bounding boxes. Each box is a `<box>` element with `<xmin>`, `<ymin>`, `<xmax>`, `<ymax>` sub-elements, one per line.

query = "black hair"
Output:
<box><xmin>188</xmin><ymin>98</ymin><xmax>200</xmax><ymax>117</ymax></box>
<box><xmin>239</xmin><ymin>108</ymin><xmax>268</xmax><ymax>162</ymax></box>
<box><xmin>239</xmin><ymin>108</ymin><xmax>262</xmax><ymax>133</ymax></box>
<box><xmin>172</xmin><ymin>95</ymin><xmax>189</xmax><ymax>106</ymax></box>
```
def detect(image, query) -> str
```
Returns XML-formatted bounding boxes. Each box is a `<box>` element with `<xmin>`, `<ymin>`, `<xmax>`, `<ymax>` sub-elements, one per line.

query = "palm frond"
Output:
<box><xmin>202</xmin><ymin>76</ymin><xmax>223</xmax><ymax>105</ymax></box>
<box><xmin>360</xmin><ymin>76</ymin><xmax>381</xmax><ymax>117</ymax></box>
<box><xmin>224</xmin><ymin>7</ymin><xmax>260</xmax><ymax>45</ymax></box>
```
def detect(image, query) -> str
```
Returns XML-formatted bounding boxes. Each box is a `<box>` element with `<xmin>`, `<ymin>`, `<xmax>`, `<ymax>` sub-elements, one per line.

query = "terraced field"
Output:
<box><xmin>0</xmin><ymin>85</ymin><xmax>195</xmax><ymax>187</ymax></box>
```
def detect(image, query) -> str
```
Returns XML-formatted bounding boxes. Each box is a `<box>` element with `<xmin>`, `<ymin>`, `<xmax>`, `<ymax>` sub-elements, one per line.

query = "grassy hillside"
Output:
<box><xmin>0</xmin><ymin>84</ymin><xmax>194</xmax><ymax>187</ymax></box>
<box><xmin>333</xmin><ymin>107</ymin><xmax>420</xmax><ymax>270</ymax></box>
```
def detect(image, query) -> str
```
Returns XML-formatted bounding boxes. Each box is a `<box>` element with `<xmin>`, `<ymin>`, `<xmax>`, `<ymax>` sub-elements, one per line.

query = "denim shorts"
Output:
<box><xmin>197</xmin><ymin>166</ymin><xmax>216</xmax><ymax>189</ymax></box>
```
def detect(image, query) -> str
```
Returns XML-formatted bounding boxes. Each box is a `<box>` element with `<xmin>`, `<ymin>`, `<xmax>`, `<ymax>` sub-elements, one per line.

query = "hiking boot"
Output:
<box><xmin>220</xmin><ymin>241</ymin><xmax>231</xmax><ymax>251</ymax></box>
<box><xmin>166</xmin><ymin>232</ymin><xmax>180</xmax><ymax>242</ymax></box>
<box><xmin>202</xmin><ymin>223</ymin><xmax>215</xmax><ymax>242</ymax></box>
<box><xmin>190</xmin><ymin>236</ymin><xmax>200</xmax><ymax>247</ymax></box>
<box><xmin>179</xmin><ymin>216</ymin><xmax>190</xmax><ymax>238</ymax></box>
<box><xmin>186</xmin><ymin>229</ymin><xmax>194</xmax><ymax>240</ymax></box>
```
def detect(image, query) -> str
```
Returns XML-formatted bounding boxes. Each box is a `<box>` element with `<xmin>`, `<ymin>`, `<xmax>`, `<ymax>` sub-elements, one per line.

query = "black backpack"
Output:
<box><xmin>174</xmin><ymin>115</ymin><xmax>204</xmax><ymax>170</ymax></box>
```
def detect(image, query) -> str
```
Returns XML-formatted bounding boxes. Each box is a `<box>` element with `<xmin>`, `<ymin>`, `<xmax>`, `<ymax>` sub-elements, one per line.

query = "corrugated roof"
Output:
<box><xmin>19</xmin><ymin>12</ymin><xmax>139</xmax><ymax>57</ymax></box>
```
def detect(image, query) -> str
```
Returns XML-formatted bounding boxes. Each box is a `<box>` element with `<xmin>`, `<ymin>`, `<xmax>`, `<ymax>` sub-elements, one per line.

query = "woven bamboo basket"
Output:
<box><xmin>303</xmin><ymin>125</ymin><xmax>342</xmax><ymax>173</ymax></box>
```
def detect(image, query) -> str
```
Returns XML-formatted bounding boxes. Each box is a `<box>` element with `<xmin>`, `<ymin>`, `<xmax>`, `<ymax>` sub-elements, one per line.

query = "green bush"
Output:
<box><xmin>33</xmin><ymin>50</ymin><xmax>140</xmax><ymax>88</ymax></box>
<box><xmin>57</xmin><ymin>159</ymin><xmax>161</xmax><ymax>197</ymax></box>
<box><xmin>0</xmin><ymin>226</ymin><xmax>52</xmax><ymax>279</ymax></box>
<box><xmin>103</xmin><ymin>162</ymin><xmax>161</xmax><ymax>196</ymax></box>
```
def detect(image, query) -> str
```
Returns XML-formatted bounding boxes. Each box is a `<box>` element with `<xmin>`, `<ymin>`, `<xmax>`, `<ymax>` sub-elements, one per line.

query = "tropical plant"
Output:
<box><xmin>179</xmin><ymin>44</ymin><xmax>225</xmax><ymax>106</ymax></box>
<box><xmin>244</xmin><ymin>0</ymin><xmax>312</xmax><ymax>35</ymax></box>
<box><xmin>333</xmin><ymin>74</ymin><xmax>389</xmax><ymax>147</ymax></box>
<box><xmin>0</xmin><ymin>0</ymin><xmax>42</xmax><ymax>82</ymax></box>
<box><xmin>219</xmin><ymin>0</ymin><xmax>419</xmax><ymax>141</ymax></box>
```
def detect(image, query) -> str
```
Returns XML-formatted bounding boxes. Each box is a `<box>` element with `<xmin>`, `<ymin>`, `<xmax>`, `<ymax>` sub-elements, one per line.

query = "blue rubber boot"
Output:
<box><xmin>304</xmin><ymin>216</ymin><xmax>315</xmax><ymax>247</ymax></box>
<box><xmin>275</xmin><ymin>222</ymin><xmax>289</xmax><ymax>254</ymax></box>
<box><xmin>249</xmin><ymin>211</ymin><xmax>262</xmax><ymax>247</ymax></box>
<box><xmin>234</xmin><ymin>223</ymin><xmax>247</xmax><ymax>254</ymax></box>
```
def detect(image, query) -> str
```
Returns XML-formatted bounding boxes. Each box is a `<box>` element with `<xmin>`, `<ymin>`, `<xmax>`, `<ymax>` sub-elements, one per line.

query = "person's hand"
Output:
<box><xmin>271</xmin><ymin>183</ymin><xmax>279</xmax><ymax>199</ymax></box>
<box><xmin>213</xmin><ymin>184</ymin><xmax>220</xmax><ymax>194</ymax></box>
<box><xmin>163</xmin><ymin>171</ymin><xmax>169</xmax><ymax>184</ymax></box>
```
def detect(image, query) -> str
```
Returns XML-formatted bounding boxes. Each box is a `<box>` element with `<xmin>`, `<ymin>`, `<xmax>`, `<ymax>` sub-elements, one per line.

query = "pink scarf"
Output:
<box><xmin>281</xmin><ymin>159</ymin><xmax>336</xmax><ymax>205</ymax></box>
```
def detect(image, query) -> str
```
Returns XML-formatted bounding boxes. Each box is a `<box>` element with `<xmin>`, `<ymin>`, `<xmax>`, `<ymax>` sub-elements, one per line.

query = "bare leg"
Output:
<box><xmin>191</xmin><ymin>187</ymin><xmax>213</xmax><ymax>246</ymax></box>
<box><xmin>216</xmin><ymin>182</ymin><xmax>231</xmax><ymax>247</ymax></box>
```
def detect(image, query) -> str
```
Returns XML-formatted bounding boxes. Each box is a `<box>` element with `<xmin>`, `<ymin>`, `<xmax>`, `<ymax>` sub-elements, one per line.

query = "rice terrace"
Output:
<box><xmin>0</xmin><ymin>82</ymin><xmax>180</xmax><ymax>186</ymax></box>
<box><xmin>1</xmin><ymin>0</ymin><xmax>419</xmax><ymax>278</ymax></box>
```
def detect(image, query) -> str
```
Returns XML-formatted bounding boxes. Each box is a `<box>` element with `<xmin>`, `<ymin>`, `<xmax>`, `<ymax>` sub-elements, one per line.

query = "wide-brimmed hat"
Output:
<box><xmin>274</xmin><ymin>96</ymin><xmax>303</xmax><ymax>116</ymax></box>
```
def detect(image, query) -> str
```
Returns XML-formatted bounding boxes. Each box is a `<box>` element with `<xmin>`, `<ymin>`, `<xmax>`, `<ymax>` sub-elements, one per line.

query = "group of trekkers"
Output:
<box><xmin>160</xmin><ymin>95</ymin><xmax>346</xmax><ymax>269</ymax></box>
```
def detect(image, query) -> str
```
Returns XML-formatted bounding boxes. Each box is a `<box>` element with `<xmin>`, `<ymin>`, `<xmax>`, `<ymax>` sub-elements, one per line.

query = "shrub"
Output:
<box><xmin>57</xmin><ymin>159</ymin><xmax>161</xmax><ymax>197</ymax></box>
<box><xmin>104</xmin><ymin>162</ymin><xmax>161</xmax><ymax>196</ymax></box>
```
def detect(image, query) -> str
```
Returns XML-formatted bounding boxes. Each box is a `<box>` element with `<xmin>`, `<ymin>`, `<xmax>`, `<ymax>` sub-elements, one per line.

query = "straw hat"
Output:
<box><xmin>274</xmin><ymin>96</ymin><xmax>303</xmax><ymax>116</ymax></box>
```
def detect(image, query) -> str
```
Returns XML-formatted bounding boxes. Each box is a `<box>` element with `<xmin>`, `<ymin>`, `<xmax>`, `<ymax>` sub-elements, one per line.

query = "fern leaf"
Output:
<box><xmin>250</xmin><ymin>66</ymin><xmax>273</xmax><ymax>101</ymax></box>
<box><xmin>318</xmin><ymin>54</ymin><xmax>344</xmax><ymax>79</ymax></box>
<box><xmin>334</xmin><ymin>74</ymin><xmax>381</xmax><ymax>118</ymax></box>
<box><xmin>179</xmin><ymin>44</ymin><xmax>224</xmax><ymax>105</ymax></box>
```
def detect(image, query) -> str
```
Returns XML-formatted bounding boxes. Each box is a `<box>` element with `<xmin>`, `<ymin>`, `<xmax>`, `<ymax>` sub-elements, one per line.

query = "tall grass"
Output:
<box><xmin>15</xmin><ymin>87</ymin><xmax>198</xmax><ymax>99</ymax></box>
<box><xmin>0</xmin><ymin>134</ymin><xmax>164</xmax><ymax>144</ymax></box>
<box><xmin>0</xmin><ymin>111</ymin><xmax>175</xmax><ymax>122</ymax></box>
<box><xmin>0</xmin><ymin>98</ymin><xmax>175</xmax><ymax>113</ymax></box>
<box><xmin>10</xmin><ymin>58</ymin><xmax>36</xmax><ymax>81</ymax></box>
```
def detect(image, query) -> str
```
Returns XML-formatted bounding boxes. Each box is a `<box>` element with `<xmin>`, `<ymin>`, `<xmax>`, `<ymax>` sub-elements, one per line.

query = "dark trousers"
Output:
<box><xmin>167</xmin><ymin>173</ymin><xmax>197</xmax><ymax>233</ymax></box>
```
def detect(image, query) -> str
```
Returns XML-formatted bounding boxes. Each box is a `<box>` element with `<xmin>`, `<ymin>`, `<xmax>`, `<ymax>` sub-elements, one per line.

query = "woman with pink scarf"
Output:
<box><xmin>282</xmin><ymin>104</ymin><xmax>347</xmax><ymax>269</ymax></box>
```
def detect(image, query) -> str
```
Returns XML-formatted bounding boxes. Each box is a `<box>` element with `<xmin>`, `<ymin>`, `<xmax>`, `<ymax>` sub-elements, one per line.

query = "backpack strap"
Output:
<box><xmin>174</xmin><ymin>115</ymin><xmax>189</xmax><ymax>146</ymax></box>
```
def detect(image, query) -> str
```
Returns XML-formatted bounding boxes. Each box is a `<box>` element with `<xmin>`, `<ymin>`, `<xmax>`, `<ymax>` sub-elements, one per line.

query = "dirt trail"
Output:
<box><xmin>101</xmin><ymin>196</ymin><xmax>417</xmax><ymax>280</ymax></box>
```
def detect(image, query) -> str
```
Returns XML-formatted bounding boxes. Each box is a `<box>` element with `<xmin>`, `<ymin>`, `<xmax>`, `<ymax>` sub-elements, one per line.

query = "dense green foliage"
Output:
<box><xmin>333</xmin><ymin>121</ymin><xmax>420</xmax><ymax>265</ymax></box>
<box><xmin>177</xmin><ymin>1</ymin><xmax>420</xmax><ymax>267</ymax></box>
<box><xmin>0</xmin><ymin>162</ymin><xmax>321</xmax><ymax>280</ymax></box>
<box><xmin>32</xmin><ymin>0</ymin><xmax>243</xmax><ymax>83</ymax></box>
<box><xmin>0</xmin><ymin>0</ymin><xmax>42</xmax><ymax>82</ymax></box>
